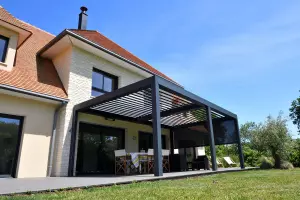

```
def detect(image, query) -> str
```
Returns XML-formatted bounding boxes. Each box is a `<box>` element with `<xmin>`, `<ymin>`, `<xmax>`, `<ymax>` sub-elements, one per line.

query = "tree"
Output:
<box><xmin>240</xmin><ymin>122</ymin><xmax>257</xmax><ymax>145</ymax></box>
<box><xmin>255</xmin><ymin>112</ymin><xmax>292</xmax><ymax>168</ymax></box>
<box><xmin>290</xmin><ymin>91</ymin><xmax>300</xmax><ymax>134</ymax></box>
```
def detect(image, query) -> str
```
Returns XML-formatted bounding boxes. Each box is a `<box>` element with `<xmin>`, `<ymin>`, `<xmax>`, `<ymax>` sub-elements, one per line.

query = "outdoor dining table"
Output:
<box><xmin>127</xmin><ymin>152</ymin><xmax>148</xmax><ymax>174</ymax></box>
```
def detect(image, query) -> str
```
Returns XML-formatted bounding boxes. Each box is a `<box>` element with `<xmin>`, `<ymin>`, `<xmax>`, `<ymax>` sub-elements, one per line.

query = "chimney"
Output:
<box><xmin>78</xmin><ymin>6</ymin><xmax>88</xmax><ymax>30</ymax></box>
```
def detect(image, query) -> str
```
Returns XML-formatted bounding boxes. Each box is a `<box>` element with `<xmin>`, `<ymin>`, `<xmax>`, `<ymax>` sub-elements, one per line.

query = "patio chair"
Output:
<box><xmin>207</xmin><ymin>156</ymin><xmax>224</xmax><ymax>168</ymax></box>
<box><xmin>192</xmin><ymin>155</ymin><xmax>209</xmax><ymax>170</ymax></box>
<box><xmin>216</xmin><ymin>158</ymin><xmax>224</xmax><ymax>168</ymax></box>
<box><xmin>147</xmin><ymin>149</ymin><xmax>154</xmax><ymax>173</ymax></box>
<box><xmin>114</xmin><ymin>149</ymin><xmax>128</xmax><ymax>175</ymax></box>
<box><xmin>223</xmin><ymin>157</ymin><xmax>237</xmax><ymax>167</ymax></box>
<box><xmin>162</xmin><ymin>149</ymin><xmax>170</xmax><ymax>172</ymax></box>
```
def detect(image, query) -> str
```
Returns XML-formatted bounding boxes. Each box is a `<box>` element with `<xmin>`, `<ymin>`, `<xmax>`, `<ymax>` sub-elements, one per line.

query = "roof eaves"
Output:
<box><xmin>0</xmin><ymin>84</ymin><xmax>69</xmax><ymax>103</ymax></box>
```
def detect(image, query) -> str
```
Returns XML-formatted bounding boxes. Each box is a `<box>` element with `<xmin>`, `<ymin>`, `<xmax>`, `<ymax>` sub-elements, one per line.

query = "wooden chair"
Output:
<box><xmin>147</xmin><ymin>149</ymin><xmax>154</xmax><ymax>173</ymax></box>
<box><xmin>162</xmin><ymin>149</ymin><xmax>170</xmax><ymax>172</ymax></box>
<box><xmin>114</xmin><ymin>149</ymin><xmax>128</xmax><ymax>175</ymax></box>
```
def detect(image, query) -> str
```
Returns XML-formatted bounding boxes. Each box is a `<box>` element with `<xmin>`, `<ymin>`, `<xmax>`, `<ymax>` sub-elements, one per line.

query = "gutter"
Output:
<box><xmin>47</xmin><ymin>101</ymin><xmax>67</xmax><ymax>177</ymax></box>
<box><xmin>37</xmin><ymin>29</ymin><xmax>182</xmax><ymax>88</ymax></box>
<box><xmin>0</xmin><ymin>84</ymin><xmax>69</xmax><ymax>103</ymax></box>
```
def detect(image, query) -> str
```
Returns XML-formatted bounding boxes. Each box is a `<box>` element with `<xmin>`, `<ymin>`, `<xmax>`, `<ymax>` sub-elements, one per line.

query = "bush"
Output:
<box><xmin>259</xmin><ymin>156</ymin><xmax>274</xmax><ymax>169</ymax></box>
<box><xmin>289</xmin><ymin>151</ymin><xmax>300</xmax><ymax>167</ymax></box>
<box><xmin>280</xmin><ymin>161</ymin><xmax>294</xmax><ymax>170</ymax></box>
<box><xmin>288</xmin><ymin>139</ymin><xmax>300</xmax><ymax>167</ymax></box>
<box><xmin>243</xmin><ymin>146</ymin><xmax>262</xmax><ymax>167</ymax></box>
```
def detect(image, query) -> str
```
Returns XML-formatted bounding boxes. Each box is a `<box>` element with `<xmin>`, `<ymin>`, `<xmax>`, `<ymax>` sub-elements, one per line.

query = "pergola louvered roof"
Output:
<box><xmin>74</xmin><ymin>76</ymin><xmax>237</xmax><ymax>128</ymax></box>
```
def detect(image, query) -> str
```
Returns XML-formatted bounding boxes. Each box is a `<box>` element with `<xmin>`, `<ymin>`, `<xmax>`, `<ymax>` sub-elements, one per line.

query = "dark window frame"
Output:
<box><xmin>0</xmin><ymin>113</ymin><xmax>24</xmax><ymax>178</ymax></box>
<box><xmin>0</xmin><ymin>35</ymin><xmax>9</xmax><ymax>63</ymax></box>
<box><xmin>92</xmin><ymin>68</ymin><xmax>118</xmax><ymax>96</ymax></box>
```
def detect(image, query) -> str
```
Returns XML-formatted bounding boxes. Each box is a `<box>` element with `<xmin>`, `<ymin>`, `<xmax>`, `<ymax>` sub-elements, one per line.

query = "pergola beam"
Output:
<box><xmin>139</xmin><ymin>104</ymin><xmax>201</xmax><ymax>121</ymax></box>
<box><xmin>74</xmin><ymin>77</ymin><xmax>153</xmax><ymax>112</ymax></box>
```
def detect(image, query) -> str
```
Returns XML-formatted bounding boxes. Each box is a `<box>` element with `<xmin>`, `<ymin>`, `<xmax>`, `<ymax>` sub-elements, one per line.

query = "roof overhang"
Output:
<box><xmin>0</xmin><ymin>84</ymin><xmax>69</xmax><ymax>104</ymax></box>
<box><xmin>38</xmin><ymin>30</ymin><xmax>181</xmax><ymax>87</ymax></box>
<box><xmin>74</xmin><ymin>76</ymin><xmax>237</xmax><ymax>128</ymax></box>
<box><xmin>0</xmin><ymin>19</ymin><xmax>32</xmax><ymax>48</ymax></box>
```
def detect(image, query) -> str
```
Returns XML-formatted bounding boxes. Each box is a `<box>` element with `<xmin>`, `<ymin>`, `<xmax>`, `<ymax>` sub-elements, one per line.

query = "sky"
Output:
<box><xmin>1</xmin><ymin>0</ymin><xmax>299</xmax><ymax>138</ymax></box>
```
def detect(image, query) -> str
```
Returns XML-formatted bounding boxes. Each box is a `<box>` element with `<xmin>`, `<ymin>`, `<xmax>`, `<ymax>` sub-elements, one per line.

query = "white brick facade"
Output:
<box><xmin>52</xmin><ymin>46</ymin><xmax>146</xmax><ymax>176</ymax></box>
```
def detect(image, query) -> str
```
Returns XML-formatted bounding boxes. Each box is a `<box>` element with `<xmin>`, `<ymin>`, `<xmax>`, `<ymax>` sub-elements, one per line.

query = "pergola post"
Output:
<box><xmin>206</xmin><ymin>106</ymin><xmax>217</xmax><ymax>171</ymax></box>
<box><xmin>235</xmin><ymin>119</ymin><xmax>245</xmax><ymax>169</ymax></box>
<box><xmin>151</xmin><ymin>76</ymin><xmax>163</xmax><ymax>176</ymax></box>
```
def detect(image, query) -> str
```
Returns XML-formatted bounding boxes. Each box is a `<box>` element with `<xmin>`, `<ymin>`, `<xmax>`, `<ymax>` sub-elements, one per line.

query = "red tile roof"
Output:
<box><xmin>0</xmin><ymin>7</ymin><xmax>68</xmax><ymax>99</ymax></box>
<box><xmin>69</xmin><ymin>29</ymin><xmax>174</xmax><ymax>82</ymax></box>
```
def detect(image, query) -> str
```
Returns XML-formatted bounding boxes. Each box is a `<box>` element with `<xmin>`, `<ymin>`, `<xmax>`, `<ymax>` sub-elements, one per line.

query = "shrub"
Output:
<box><xmin>280</xmin><ymin>161</ymin><xmax>294</xmax><ymax>170</ymax></box>
<box><xmin>259</xmin><ymin>156</ymin><xmax>274</xmax><ymax>169</ymax></box>
<box><xmin>243</xmin><ymin>146</ymin><xmax>262</xmax><ymax>167</ymax></box>
<box><xmin>288</xmin><ymin>139</ymin><xmax>300</xmax><ymax>167</ymax></box>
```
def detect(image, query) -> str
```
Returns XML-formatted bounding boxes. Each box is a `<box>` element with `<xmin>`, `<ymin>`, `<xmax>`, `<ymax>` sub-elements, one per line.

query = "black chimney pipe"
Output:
<box><xmin>78</xmin><ymin>6</ymin><xmax>88</xmax><ymax>30</ymax></box>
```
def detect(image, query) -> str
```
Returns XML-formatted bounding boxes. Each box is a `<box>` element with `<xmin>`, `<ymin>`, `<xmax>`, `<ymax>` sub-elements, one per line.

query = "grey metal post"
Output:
<box><xmin>235</xmin><ymin>119</ymin><xmax>245</xmax><ymax>169</ymax></box>
<box><xmin>206</xmin><ymin>106</ymin><xmax>217</xmax><ymax>171</ymax></box>
<box><xmin>152</xmin><ymin>76</ymin><xmax>163</xmax><ymax>176</ymax></box>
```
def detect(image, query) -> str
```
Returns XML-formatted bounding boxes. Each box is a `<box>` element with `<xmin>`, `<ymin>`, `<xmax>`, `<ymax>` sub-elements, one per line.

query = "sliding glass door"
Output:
<box><xmin>0</xmin><ymin>114</ymin><xmax>23</xmax><ymax>178</ymax></box>
<box><xmin>76</xmin><ymin>123</ymin><xmax>125</xmax><ymax>175</ymax></box>
<box><xmin>139</xmin><ymin>132</ymin><xmax>166</xmax><ymax>152</ymax></box>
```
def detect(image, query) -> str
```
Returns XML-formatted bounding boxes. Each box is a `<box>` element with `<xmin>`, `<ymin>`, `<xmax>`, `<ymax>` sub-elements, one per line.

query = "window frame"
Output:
<box><xmin>92</xmin><ymin>68</ymin><xmax>118</xmax><ymax>96</ymax></box>
<box><xmin>0</xmin><ymin>35</ymin><xmax>9</xmax><ymax>63</ymax></box>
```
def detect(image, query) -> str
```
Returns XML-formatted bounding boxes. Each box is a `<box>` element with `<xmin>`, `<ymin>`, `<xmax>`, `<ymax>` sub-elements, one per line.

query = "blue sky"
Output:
<box><xmin>2</xmin><ymin>1</ymin><xmax>299</xmax><ymax>137</ymax></box>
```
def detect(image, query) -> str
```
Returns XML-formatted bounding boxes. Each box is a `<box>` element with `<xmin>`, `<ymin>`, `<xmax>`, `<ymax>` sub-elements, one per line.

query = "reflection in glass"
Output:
<box><xmin>91</xmin><ymin>90</ymin><xmax>104</xmax><ymax>97</ymax></box>
<box><xmin>76</xmin><ymin>123</ymin><xmax>124</xmax><ymax>174</ymax></box>
<box><xmin>138</xmin><ymin>132</ymin><xmax>166</xmax><ymax>151</ymax></box>
<box><xmin>103</xmin><ymin>77</ymin><xmax>113</xmax><ymax>92</ymax></box>
<box><xmin>0</xmin><ymin>116</ymin><xmax>21</xmax><ymax>176</ymax></box>
<box><xmin>92</xmin><ymin>72</ymin><xmax>103</xmax><ymax>89</ymax></box>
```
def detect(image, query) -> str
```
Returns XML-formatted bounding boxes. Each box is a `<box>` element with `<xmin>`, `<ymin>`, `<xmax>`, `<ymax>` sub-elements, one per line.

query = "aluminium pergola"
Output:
<box><xmin>68</xmin><ymin>76</ymin><xmax>245</xmax><ymax>176</ymax></box>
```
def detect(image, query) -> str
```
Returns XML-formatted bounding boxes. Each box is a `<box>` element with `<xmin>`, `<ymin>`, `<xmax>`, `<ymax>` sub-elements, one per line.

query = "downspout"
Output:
<box><xmin>47</xmin><ymin>101</ymin><xmax>67</xmax><ymax>177</ymax></box>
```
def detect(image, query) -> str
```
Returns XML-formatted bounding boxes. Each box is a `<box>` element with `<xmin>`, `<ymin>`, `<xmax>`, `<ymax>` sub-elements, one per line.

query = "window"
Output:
<box><xmin>0</xmin><ymin>36</ymin><xmax>9</xmax><ymax>63</ymax></box>
<box><xmin>91</xmin><ymin>69</ymin><xmax>118</xmax><ymax>97</ymax></box>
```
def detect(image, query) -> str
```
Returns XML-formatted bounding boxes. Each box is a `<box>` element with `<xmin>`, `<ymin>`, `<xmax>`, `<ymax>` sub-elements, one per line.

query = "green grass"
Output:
<box><xmin>2</xmin><ymin>169</ymin><xmax>300</xmax><ymax>200</ymax></box>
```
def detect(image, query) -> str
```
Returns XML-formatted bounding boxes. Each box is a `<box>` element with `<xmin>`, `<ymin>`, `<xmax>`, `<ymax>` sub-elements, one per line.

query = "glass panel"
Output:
<box><xmin>186</xmin><ymin>147</ymin><xmax>195</xmax><ymax>162</ymax></box>
<box><xmin>0</xmin><ymin>37</ymin><xmax>8</xmax><ymax>62</ymax></box>
<box><xmin>92</xmin><ymin>71</ymin><xmax>103</xmax><ymax>89</ymax></box>
<box><xmin>91</xmin><ymin>89</ymin><xmax>104</xmax><ymax>97</ymax></box>
<box><xmin>103</xmin><ymin>76</ymin><xmax>113</xmax><ymax>92</ymax></box>
<box><xmin>138</xmin><ymin>132</ymin><xmax>166</xmax><ymax>151</ymax></box>
<box><xmin>76</xmin><ymin>123</ymin><xmax>124</xmax><ymax>174</ymax></box>
<box><xmin>0</xmin><ymin>116</ymin><xmax>20</xmax><ymax>176</ymax></box>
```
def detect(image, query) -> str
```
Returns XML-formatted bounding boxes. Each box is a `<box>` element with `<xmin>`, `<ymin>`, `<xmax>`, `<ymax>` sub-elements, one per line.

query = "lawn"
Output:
<box><xmin>1</xmin><ymin>169</ymin><xmax>300</xmax><ymax>200</ymax></box>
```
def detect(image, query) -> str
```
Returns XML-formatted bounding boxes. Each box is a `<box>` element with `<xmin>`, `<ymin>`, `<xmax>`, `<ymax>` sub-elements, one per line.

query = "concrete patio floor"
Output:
<box><xmin>0</xmin><ymin>167</ymin><xmax>256</xmax><ymax>195</ymax></box>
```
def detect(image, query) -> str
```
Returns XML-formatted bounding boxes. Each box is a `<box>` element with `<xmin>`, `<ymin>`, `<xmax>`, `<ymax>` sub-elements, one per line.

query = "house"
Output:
<box><xmin>0</xmin><ymin>6</ymin><xmax>244</xmax><ymax>178</ymax></box>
